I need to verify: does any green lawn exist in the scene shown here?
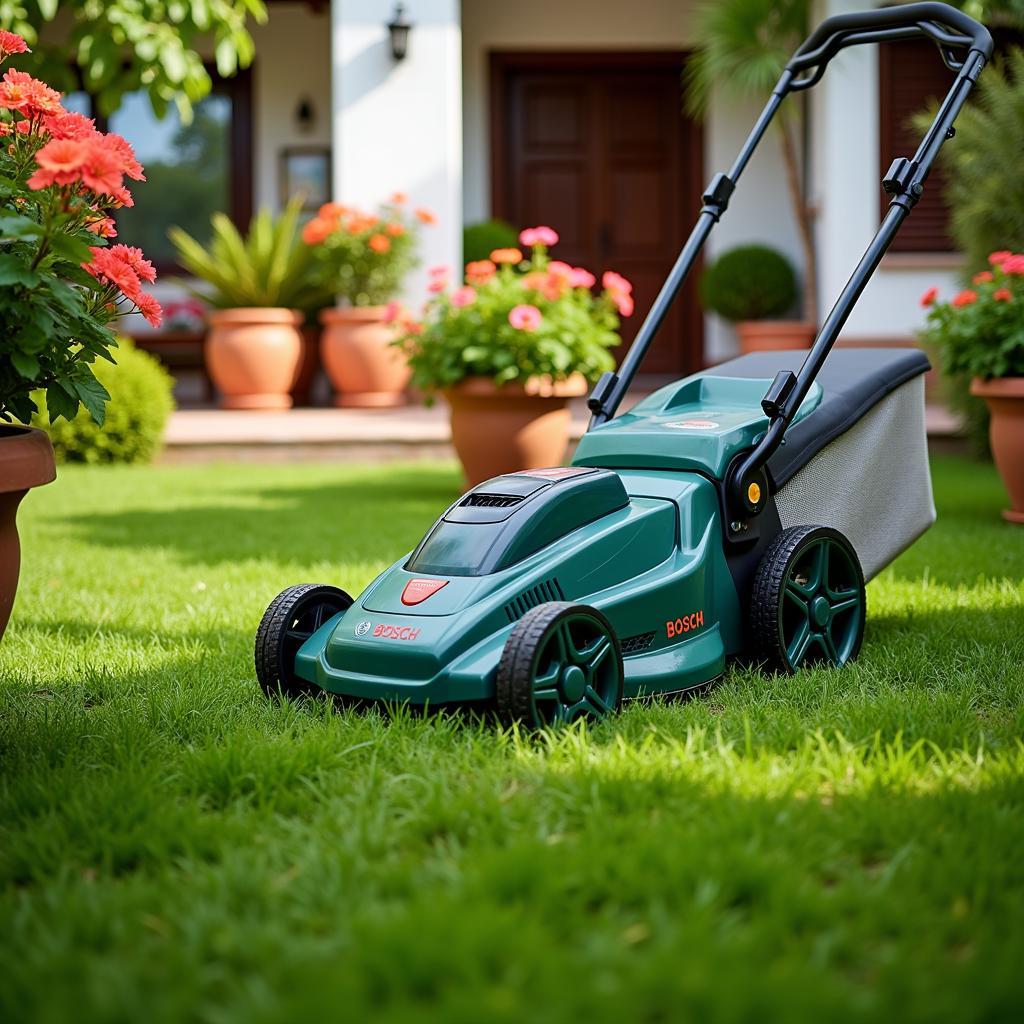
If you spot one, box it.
[1,455,1023,1023]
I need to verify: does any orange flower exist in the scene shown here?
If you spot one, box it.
[136,292,163,328]
[414,207,437,225]
[994,287,1013,302]
[318,202,348,220]
[0,30,29,60]
[385,221,405,237]
[920,286,939,307]
[86,215,117,238]
[42,110,98,141]
[302,216,333,245]
[465,259,496,285]
[490,247,522,265]
[369,233,391,253]
[110,244,156,283]
[27,138,89,188]
[951,289,977,307]
[973,270,994,285]
[0,68,61,117]
[390,191,408,204]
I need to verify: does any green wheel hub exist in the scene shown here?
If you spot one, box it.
[781,535,863,669]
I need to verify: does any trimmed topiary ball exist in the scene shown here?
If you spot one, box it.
[35,340,175,464]
[699,244,797,322]
[463,219,519,265]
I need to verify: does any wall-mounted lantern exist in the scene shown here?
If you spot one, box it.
[387,3,412,61]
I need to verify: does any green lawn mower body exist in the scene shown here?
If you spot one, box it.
[256,4,992,725]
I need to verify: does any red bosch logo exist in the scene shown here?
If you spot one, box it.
[666,610,705,638]
[373,623,421,641]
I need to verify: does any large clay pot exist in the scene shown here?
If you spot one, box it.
[320,306,410,408]
[737,320,816,354]
[970,376,1024,524]
[205,308,303,410]
[444,375,589,487]
[0,426,56,642]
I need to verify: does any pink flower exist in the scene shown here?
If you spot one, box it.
[450,285,476,308]
[508,304,542,331]
[1000,255,1024,275]
[427,277,448,294]
[570,267,596,289]
[428,264,449,277]
[602,271,633,295]
[519,225,559,248]
[613,293,634,317]
[0,30,29,60]
[382,300,403,324]
[994,287,1012,302]
[920,286,939,307]
[989,250,1013,266]
[951,289,978,307]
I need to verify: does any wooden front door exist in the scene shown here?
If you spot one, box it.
[490,53,703,377]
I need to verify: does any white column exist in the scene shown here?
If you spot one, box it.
[331,0,462,304]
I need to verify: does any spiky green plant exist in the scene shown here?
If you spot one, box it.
[169,197,332,315]
[685,0,816,324]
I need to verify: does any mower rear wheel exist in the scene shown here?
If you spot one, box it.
[750,525,865,674]
[497,602,624,728]
[255,583,352,699]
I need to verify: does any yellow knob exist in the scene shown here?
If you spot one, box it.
[747,481,762,505]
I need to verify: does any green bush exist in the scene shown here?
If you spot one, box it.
[699,244,797,321]
[35,341,175,464]
[462,219,519,265]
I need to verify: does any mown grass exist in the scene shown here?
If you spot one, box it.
[1,455,1022,1023]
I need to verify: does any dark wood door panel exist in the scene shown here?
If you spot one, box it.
[491,52,703,378]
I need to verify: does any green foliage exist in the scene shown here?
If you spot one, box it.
[33,341,174,464]
[699,244,797,321]
[684,0,808,120]
[398,247,622,395]
[1,456,1023,1022]
[920,258,1024,380]
[462,219,518,265]
[0,0,267,121]
[304,200,424,307]
[170,197,332,314]
[929,48,1024,274]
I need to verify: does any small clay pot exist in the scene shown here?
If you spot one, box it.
[0,426,56,642]
[444,375,589,487]
[320,306,410,408]
[970,376,1024,524]
[737,320,816,353]
[205,308,303,410]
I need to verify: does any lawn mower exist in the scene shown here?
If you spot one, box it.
[255,3,992,726]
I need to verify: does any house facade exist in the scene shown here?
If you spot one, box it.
[128,0,969,374]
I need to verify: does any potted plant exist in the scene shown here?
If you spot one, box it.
[170,197,331,410]
[303,194,431,407]
[395,226,627,485]
[700,244,808,353]
[0,31,161,640]
[921,253,1024,523]
[686,0,817,335]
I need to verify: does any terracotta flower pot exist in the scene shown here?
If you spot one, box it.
[320,306,410,408]
[970,376,1024,524]
[0,426,56,642]
[736,320,817,354]
[205,308,303,410]
[444,375,589,487]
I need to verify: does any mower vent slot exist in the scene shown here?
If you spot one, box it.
[504,578,565,622]
[462,493,524,509]
[620,631,656,656]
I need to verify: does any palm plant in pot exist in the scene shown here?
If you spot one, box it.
[921,253,1024,524]
[170,197,331,410]
[700,244,803,352]
[0,30,161,639]
[395,226,628,485]
[303,194,431,407]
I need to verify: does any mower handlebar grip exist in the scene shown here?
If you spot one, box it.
[790,2,993,72]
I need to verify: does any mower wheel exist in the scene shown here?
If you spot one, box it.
[255,584,352,699]
[750,525,865,674]
[497,602,624,728]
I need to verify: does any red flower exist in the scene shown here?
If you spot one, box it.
[42,110,98,141]
[27,138,90,188]
[951,289,978,308]
[86,215,117,238]
[136,292,163,328]
[0,68,61,117]
[988,250,1013,266]
[920,286,939,307]
[993,287,1012,302]
[109,184,134,208]
[99,132,145,182]
[109,244,156,283]
[1000,254,1024,275]
[83,245,142,301]
[972,270,994,285]
[0,30,29,60]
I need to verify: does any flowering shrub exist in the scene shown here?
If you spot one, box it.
[302,193,432,307]
[395,226,627,396]
[920,251,1024,381]
[0,32,160,426]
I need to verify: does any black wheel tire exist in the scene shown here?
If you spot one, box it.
[496,601,624,729]
[750,525,866,674]
[255,584,353,699]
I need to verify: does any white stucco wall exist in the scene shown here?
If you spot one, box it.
[461,0,806,360]
[810,0,959,340]
[330,0,463,304]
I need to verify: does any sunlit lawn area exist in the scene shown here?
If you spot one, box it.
[1,455,1023,1022]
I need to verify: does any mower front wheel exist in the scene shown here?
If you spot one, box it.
[255,584,353,699]
[497,602,624,729]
